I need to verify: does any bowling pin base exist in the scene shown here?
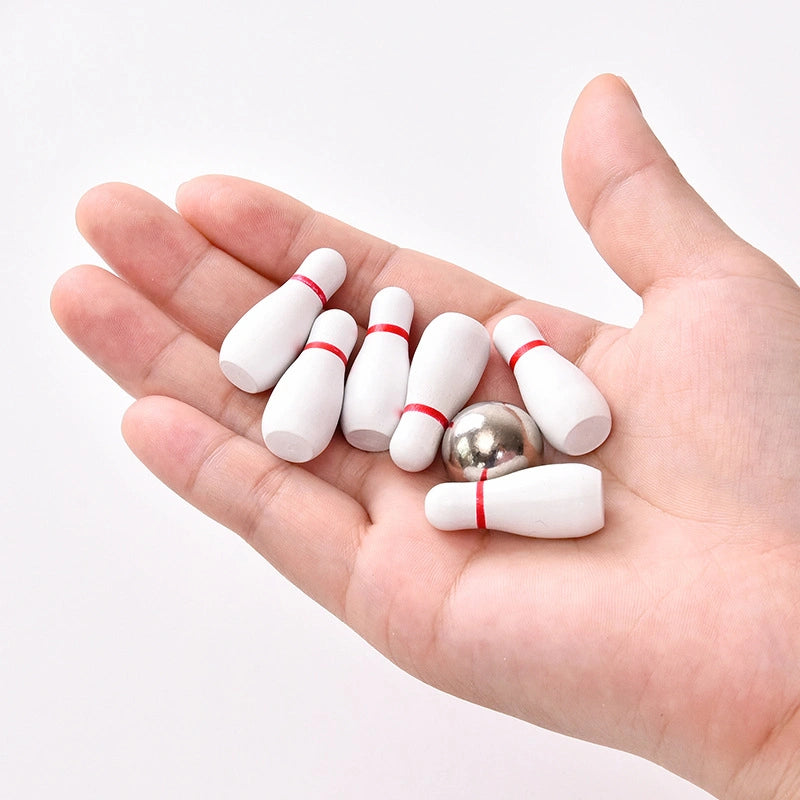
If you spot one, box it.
[220,360,261,394]
[344,429,392,452]
[263,431,319,463]
[562,415,613,457]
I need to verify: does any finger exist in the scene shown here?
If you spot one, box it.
[174,175,520,336]
[79,177,609,366]
[79,179,516,352]
[561,74,790,296]
[76,182,270,349]
[73,179,618,436]
[50,264,264,439]
[121,395,369,616]
[50,264,402,504]
[174,177,627,369]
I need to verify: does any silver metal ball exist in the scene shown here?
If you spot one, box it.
[441,401,544,482]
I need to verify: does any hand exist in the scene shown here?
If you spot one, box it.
[50,75,800,799]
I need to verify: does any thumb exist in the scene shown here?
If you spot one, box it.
[561,74,790,296]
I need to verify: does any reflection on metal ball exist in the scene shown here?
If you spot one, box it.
[441,401,544,482]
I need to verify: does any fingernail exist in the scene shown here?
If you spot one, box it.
[175,180,191,207]
[616,75,642,113]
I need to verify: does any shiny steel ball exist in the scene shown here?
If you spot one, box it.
[441,401,544,482]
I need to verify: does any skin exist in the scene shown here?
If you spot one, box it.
[50,75,800,798]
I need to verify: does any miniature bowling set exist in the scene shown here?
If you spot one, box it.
[217,246,612,538]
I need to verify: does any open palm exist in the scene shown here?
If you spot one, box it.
[51,76,800,798]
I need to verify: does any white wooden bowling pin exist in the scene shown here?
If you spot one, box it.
[425,463,604,538]
[493,315,611,456]
[390,312,490,472]
[219,248,347,393]
[261,309,357,463]
[340,287,414,452]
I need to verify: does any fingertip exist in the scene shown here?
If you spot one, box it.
[121,396,166,472]
[50,266,80,323]
[575,73,641,109]
[120,396,143,445]
[121,395,210,484]
[174,175,245,240]
[75,182,132,237]
[50,264,105,334]
[122,393,186,432]
[120,395,158,449]
[174,175,205,212]
[174,174,241,216]
[613,75,642,112]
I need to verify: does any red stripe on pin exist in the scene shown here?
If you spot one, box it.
[290,273,328,305]
[402,403,449,428]
[475,479,486,529]
[508,339,549,370]
[367,323,409,340]
[304,341,348,365]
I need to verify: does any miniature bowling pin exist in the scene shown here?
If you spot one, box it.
[341,287,414,452]
[390,312,490,472]
[425,463,604,538]
[493,315,611,456]
[219,248,347,393]
[261,309,357,463]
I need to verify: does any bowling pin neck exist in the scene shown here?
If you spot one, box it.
[402,403,449,429]
[305,309,358,361]
[304,340,349,365]
[368,286,414,330]
[366,323,409,339]
[290,273,328,305]
[292,248,347,302]
[508,338,549,369]
[492,314,546,364]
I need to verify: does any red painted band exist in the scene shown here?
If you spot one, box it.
[367,323,409,341]
[304,341,348,365]
[290,273,328,306]
[509,339,549,370]
[402,403,449,428]
[475,479,486,529]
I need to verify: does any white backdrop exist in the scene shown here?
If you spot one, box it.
[3,1,798,797]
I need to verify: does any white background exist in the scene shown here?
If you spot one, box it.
[3,1,798,797]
